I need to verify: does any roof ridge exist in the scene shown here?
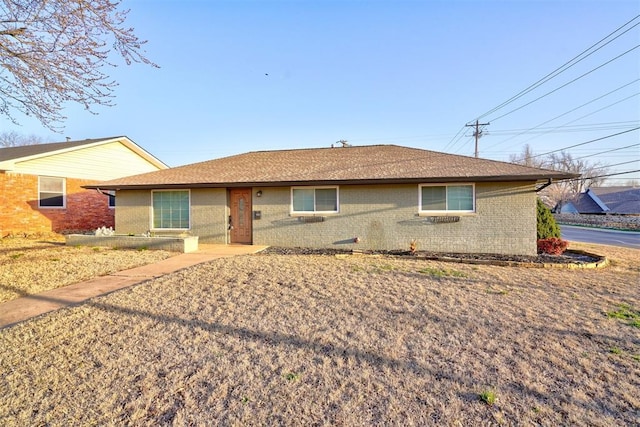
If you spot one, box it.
[237,144,565,173]
[245,144,400,154]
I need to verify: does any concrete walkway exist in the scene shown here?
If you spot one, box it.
[0,244,267,330]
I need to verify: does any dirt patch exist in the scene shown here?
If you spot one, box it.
[0,242,638,425]
[261,246,602,265]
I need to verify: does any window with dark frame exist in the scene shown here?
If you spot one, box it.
[291,186,339,213]
[420,184,474,213]
[107,191,116,208]
[38,176,65,208]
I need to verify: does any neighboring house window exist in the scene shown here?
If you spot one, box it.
[38,176,65,208]
[106,191,116,208]
[152,190,190,229]
[419,184,475,213]
[291,186,339,214]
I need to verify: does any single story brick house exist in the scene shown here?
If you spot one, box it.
[0,136,167,236]
[87,145,575,255]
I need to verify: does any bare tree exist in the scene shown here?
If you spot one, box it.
[0,130,43,147]
[508,144,547,169]
[546,151,608,194]
[510,145,609,208]
[0,0,157,130]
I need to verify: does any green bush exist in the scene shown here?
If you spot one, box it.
[537,199,560,239]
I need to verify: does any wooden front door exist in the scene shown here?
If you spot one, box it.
[229,188,252,244]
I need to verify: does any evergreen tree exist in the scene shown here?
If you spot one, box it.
[537,199,561,239]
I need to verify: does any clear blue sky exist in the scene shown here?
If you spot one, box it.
[4,0,640,181]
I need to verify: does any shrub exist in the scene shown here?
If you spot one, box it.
[537,237,568,255]
[537,198,561,239]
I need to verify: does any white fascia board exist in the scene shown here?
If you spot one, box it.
[586,188,610,212]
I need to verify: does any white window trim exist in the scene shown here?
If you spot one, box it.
[150,189,191,231]
[290,186,340,215]
[38,176,66,209]
[418,183,476,215]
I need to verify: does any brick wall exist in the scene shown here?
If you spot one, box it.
[0,172,114,236]
[115,182,537,255]
[113,189,150,235]
[252,182,537,255]
[115,189,228,242]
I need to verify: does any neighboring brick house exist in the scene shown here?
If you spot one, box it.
[87,145,575,255]
[0,137,167,236]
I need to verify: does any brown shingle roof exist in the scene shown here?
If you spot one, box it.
[88,145,577,189]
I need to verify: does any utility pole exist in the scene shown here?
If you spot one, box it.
[466,120,490,158]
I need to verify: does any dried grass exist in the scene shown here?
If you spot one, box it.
[0,242,638,425]
[0,237,173,304]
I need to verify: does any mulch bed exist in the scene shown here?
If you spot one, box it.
[260,247,602,265]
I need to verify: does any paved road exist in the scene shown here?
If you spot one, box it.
[561,225,640,249]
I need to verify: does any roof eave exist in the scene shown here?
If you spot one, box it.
[85,174,574,191]
[0,161,15,171]
[116,137,169,170]
[0,136,168,170]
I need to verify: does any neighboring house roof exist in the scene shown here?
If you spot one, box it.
[88,145,577,190]
[560,193,604,214]
[590,187,640,214]
[558,202,579,214]
[0,136,168,172]
[566,187,640,215]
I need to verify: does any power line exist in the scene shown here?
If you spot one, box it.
[511,92,640,148]
[446,129,473,154]
[527,127,640,159]
[474,15,640,121]
[602,159,640,168]
[488,120,639,136]
[452,137,475,155]
[487,44,640,123]
[565,169,640,182]
[483,80,640,149]
[573,143,640,160]
[442,125,467,151]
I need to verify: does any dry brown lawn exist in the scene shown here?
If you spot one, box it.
[0,236,173,304]
[0,242,639,425]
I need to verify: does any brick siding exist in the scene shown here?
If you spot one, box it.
[116,182,538,255]
[0,172,114,236]
[115,189,228,241]
[252,182,537,255]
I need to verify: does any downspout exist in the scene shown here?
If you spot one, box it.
[535,179,552,193]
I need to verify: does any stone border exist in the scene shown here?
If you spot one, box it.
[554,213,640,231]
[346,249,609,269]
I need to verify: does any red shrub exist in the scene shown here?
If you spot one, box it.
[537,238,568,255]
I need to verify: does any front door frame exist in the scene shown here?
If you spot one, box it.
[228,188,253,244]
